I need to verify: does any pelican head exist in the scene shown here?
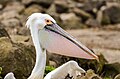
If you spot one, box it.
[26,13,98,59]
[26,13,56,30]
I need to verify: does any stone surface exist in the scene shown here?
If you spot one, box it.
[103,6,120,24]
[0,37,35,79]
[54,0,69,13]
[22,0,53,7]
[60,13,84,29]
[1,18,20,28]
[79,69,102,79]
[3,1,25,13]
[85,18,101,27]
[72,8,92,19]
[0,25,10,38]
[0,11,20,20]
[23,4,44,16]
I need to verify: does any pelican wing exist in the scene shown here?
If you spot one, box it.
[39,24,98,59]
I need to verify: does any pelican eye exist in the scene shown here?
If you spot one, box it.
[45,19,53,25]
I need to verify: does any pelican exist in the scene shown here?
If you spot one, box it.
[4,13,98,79]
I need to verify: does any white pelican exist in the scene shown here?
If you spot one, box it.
[4,13,98,79]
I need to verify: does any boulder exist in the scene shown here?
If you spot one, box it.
[0,10,23,35]
[46,4,57,16]
[0,4,3,10]
[23,4,44,16]
[60,13,85,29]
[54,0,69,13]
[1,18,20,28]
[72,8,92,20]
[85,18,101,27]
[3,1,25,13]
[0,0,14,5]
[103,6,120,24]
[0,37,35,79]
[22,0,53,8]
[0,11,20,20]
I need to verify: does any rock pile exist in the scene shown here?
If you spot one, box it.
[0,0,120,35]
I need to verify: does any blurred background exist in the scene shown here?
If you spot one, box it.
[0,0,120,79]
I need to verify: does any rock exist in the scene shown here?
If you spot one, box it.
[16,27,30,35]
[72,8,92,20]
[106,2,120,8]
[102,24,120,31]
[3,1,25,13]
[0,0,13,5]
[0,37,35,79]
[0,25,10,38]
[79,1,106,11]
[23,4,44,16]
[54,0,69,13]
[101,10,111,25]
[0,4,3,10]
[21,0,32,5]
[0,11,20,20]
[85,18,101,27]
[10,35,30,44]
[96,10,103,25]
[49,60,57,68]
[22,0,53,8]
[79,69,102,79]
[46,4,57,16]
[103,6,120,24]
[0,10,22,35]
[60,13,85,29]
[1,18,20,28]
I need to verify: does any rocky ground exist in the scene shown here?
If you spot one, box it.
[0,0,120,79]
